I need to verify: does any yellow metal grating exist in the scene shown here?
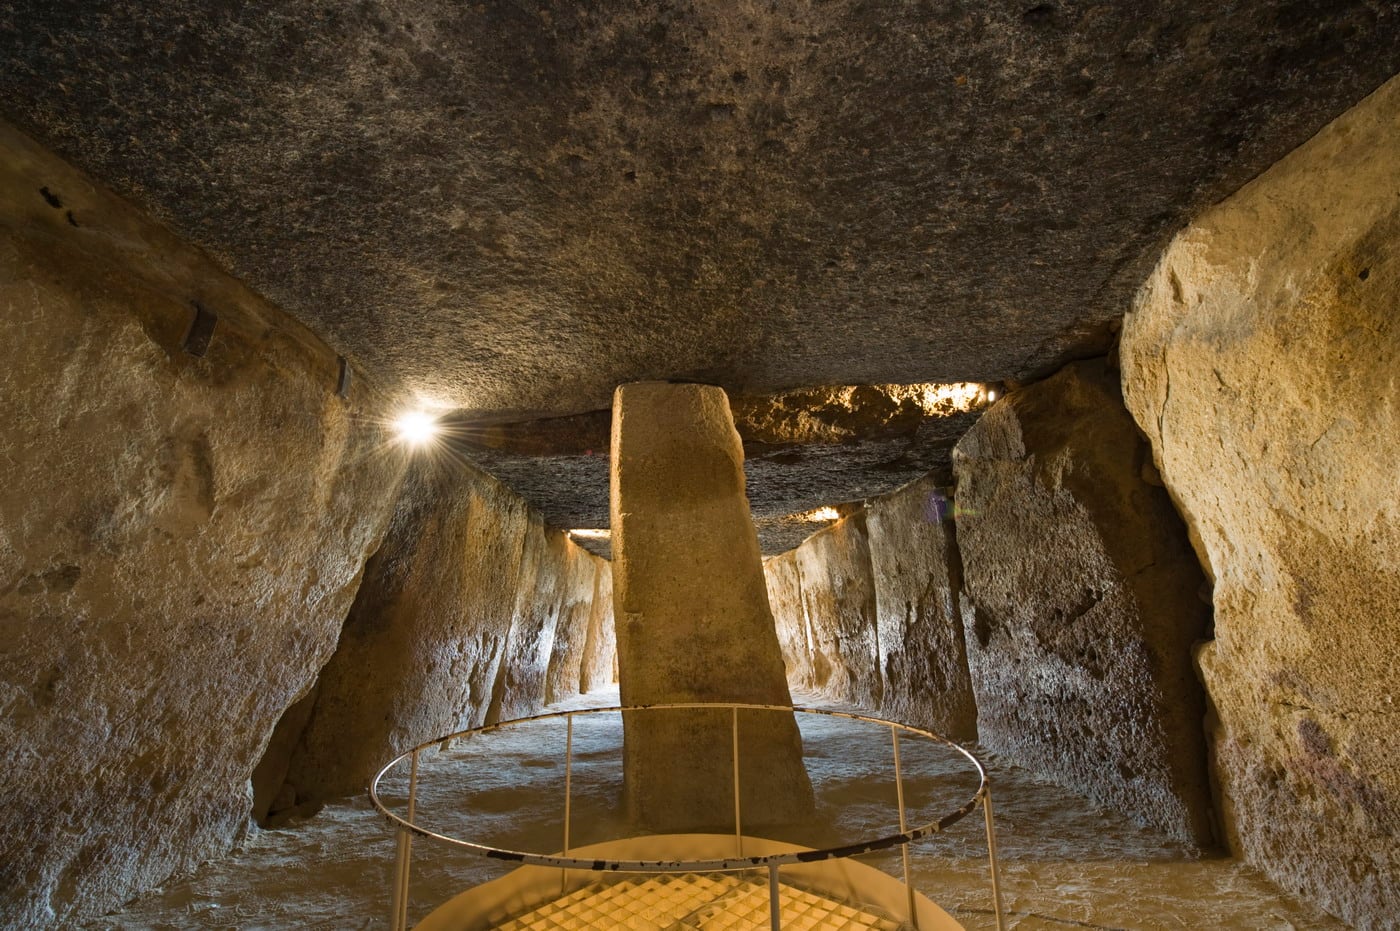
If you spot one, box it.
[493,872,906,930]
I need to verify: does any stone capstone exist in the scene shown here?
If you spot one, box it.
[2,3,1396,416]
[0,124,407,926]
[452,383,988,557]
[1120,74,1400,927]
[952,359,1214,847]
[281,459,615,805]
[610,382,812,831]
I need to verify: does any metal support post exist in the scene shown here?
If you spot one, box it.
[562,714,574,894]
[983,783,1007,931]
[891,725,919,929]
[390,749,421,931]
[768,861,782,929]
[732,706,743,857]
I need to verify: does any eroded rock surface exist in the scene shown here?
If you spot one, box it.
[952,360,1214,846]
[545,547,601,705]
[764,551,817,692]
[866,475,978,739]
[793,514,882,709]
[455,383,988,556]
[283,461,612,805]
[610,382,812,830]
[3,3,1397,415]
[0,125,407,926]
[1120,75,1400,926]
[765,479,977,740]
[579,564,616,696]
[490,528,568,723]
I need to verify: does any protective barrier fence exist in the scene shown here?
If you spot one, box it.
[370,702,1007,930]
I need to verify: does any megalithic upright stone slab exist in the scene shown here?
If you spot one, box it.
[611,382,814,831]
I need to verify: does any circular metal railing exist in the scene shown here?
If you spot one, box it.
[370,702,1007,931]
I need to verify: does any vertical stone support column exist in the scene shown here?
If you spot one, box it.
[611,382,813,831]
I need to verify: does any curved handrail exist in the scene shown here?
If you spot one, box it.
[369,702,989,873]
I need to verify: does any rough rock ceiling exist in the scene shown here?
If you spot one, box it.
[3,1,1397,551]
[454,383,989,554]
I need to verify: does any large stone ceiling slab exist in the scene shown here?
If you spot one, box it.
[452,382,990,555]
[2,2,1398,419]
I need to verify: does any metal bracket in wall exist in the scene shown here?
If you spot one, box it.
[182,301,218,357]
[337,356,353,398]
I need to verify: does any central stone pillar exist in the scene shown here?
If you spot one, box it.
[611,382,813,831]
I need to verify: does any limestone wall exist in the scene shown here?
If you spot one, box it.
[867,475,978,738]
[282,462,614,806]
[1120,75,1400,926]
[0,125,408,925]
[764,550,817,691]
[764,478,976,740]
[491,527,569,723]
[545,545,602,705]
[578,562,616,694]
[952,360,1215,847]
[795,513,882,709]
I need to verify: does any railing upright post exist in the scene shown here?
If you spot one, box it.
[562,713,574,894]
[389,825,409,931]
[768,861,782,930]
[983,783,1007,931]
[731,706,743,857]
[390,749,421,931]
[891,725,919,929]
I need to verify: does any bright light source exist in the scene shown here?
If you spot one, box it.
[798,506,841,522]
[394,409,440,446]
[882,382,988,415]
[568,528,611,540]
[916,382,985,413]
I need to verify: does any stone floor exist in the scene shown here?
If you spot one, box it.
[85,687,1345,930]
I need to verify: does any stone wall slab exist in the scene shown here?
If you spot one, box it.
[1120,75,1400,926]
[953,360,1214,846]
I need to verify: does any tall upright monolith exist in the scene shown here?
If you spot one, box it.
[611,382,813,831]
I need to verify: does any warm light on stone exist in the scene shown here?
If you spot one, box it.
[3,4,1398,926]
[394,409,440,446]
[885,382,989,415]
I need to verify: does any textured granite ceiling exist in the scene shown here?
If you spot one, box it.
[2,0,1397,549]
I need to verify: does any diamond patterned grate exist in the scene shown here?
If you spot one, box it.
[494,872,907,930]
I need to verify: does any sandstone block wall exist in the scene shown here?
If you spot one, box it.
[1120,75,1400,926]
[763,550,818,691]
[794,513,882,709]
[579,562,616,695]
[611,382,812,831]
[281,461,614,807]
[763,477,976,741]
[952,360,1214,847]
[545,545,601,705]
[490,527,568,723]
[0,124,408,926]
[867,475,978,738]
